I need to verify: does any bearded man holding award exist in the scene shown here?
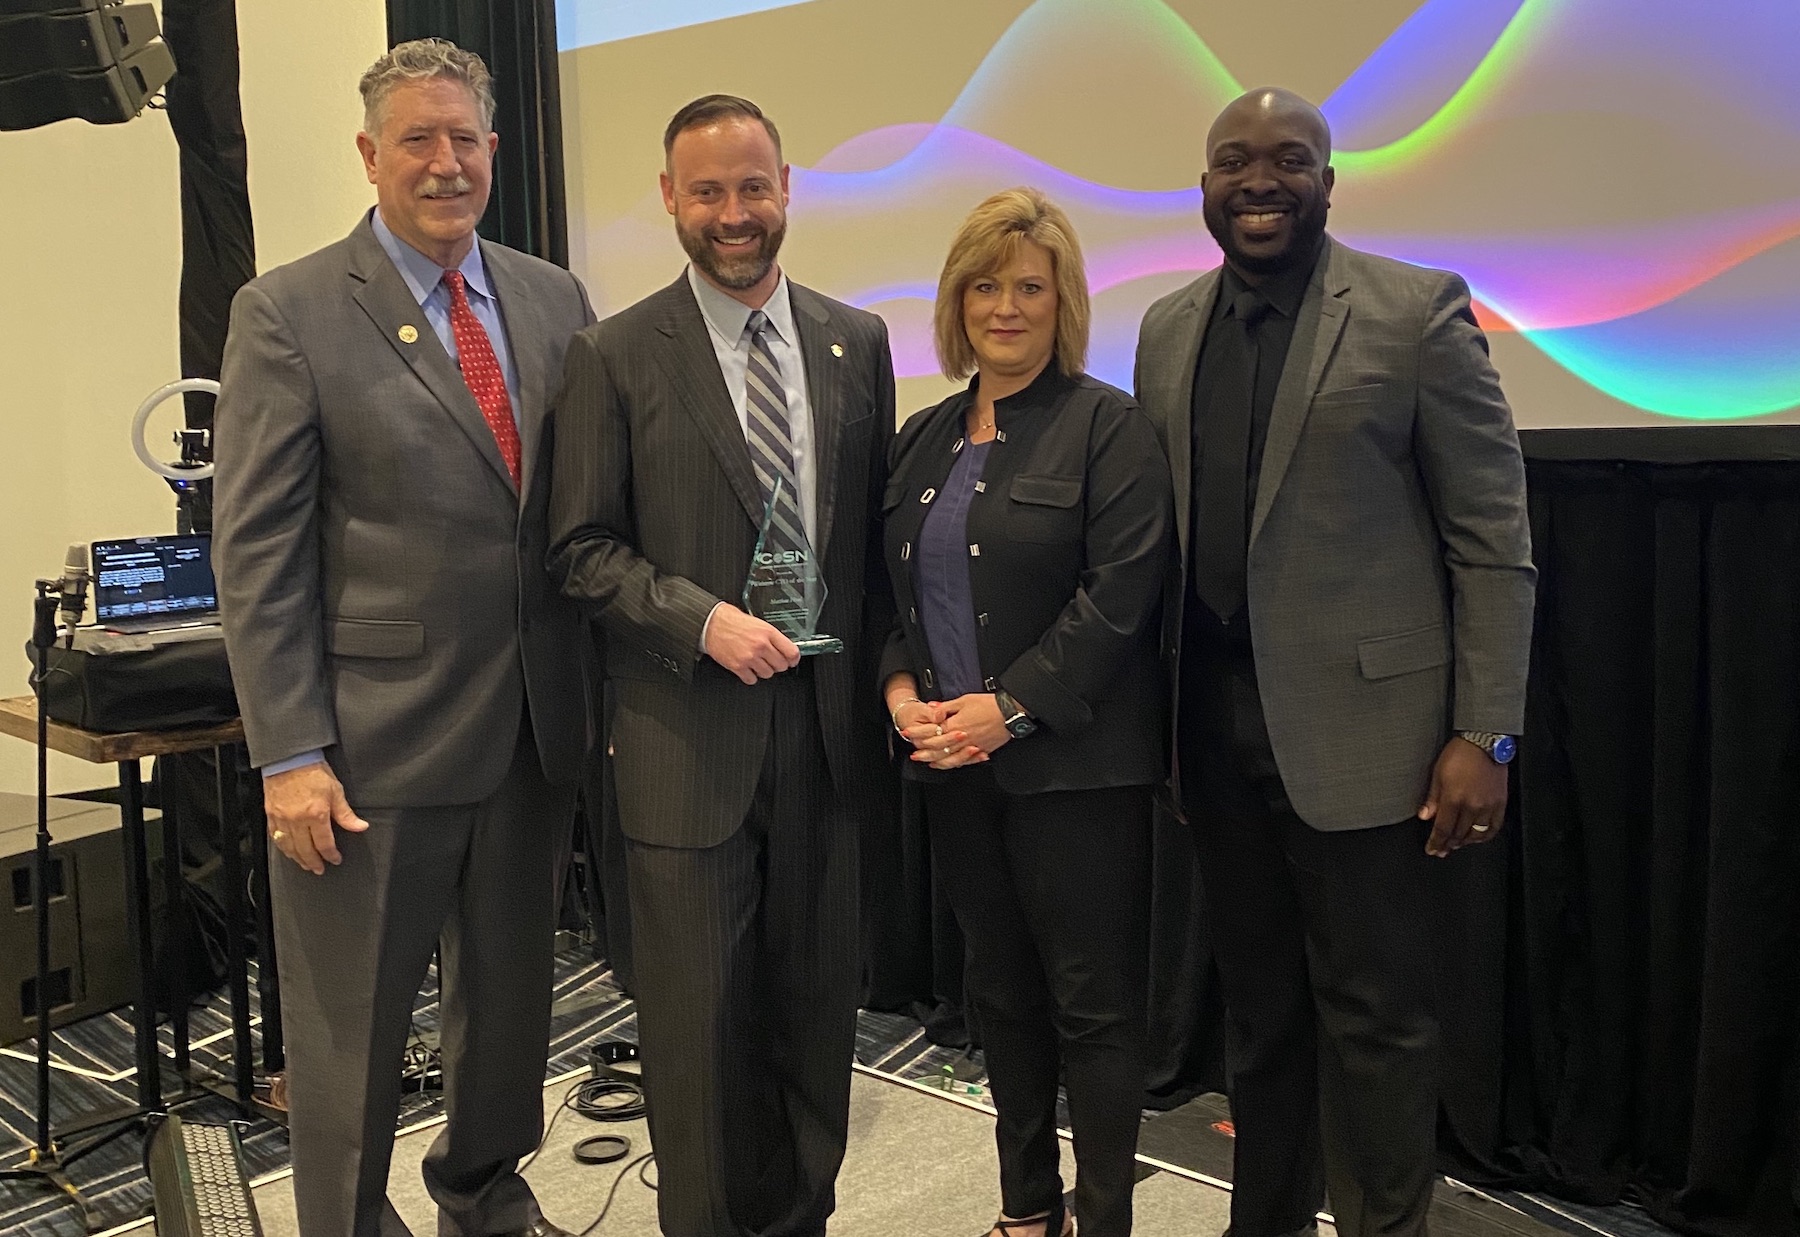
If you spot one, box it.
[547,95,895,1237]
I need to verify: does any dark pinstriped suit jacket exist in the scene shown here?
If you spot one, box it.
[548,273,896,849]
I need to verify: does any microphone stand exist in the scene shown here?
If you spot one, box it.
[0,583,92,1226]
[0,580,169,1229]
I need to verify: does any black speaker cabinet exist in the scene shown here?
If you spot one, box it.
[0,791,135,1047]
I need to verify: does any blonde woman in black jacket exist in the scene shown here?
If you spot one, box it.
[879,187,1174,1237]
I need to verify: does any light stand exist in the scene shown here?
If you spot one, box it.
[0,378,235,1226]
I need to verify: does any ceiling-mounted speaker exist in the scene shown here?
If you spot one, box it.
[0,0,175,131]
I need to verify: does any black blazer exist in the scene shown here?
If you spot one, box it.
[879,365,1173,794]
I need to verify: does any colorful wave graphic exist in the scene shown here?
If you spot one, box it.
[577,0,1800,421]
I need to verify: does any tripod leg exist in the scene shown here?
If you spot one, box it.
[119,758,164,1112]
[158,769,190,1078]
[216,747,254,1110]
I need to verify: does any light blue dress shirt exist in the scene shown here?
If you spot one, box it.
[371,208,522,423]
[263,211,521,779]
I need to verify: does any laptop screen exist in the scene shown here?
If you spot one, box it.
[90,534,219,625]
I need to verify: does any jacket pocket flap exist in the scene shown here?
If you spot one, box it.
[1356,624,1448,680]
[882,476,914,511]
[1009,474,1082,508]
[327,617,425,659]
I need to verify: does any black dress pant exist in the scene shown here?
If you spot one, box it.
[923,769,1153,1237]
[1179,619,1441,1237]
[627,667,859,1237]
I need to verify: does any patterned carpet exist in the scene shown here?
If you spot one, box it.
[0,950,640,1237]
[1,954,1667,1237]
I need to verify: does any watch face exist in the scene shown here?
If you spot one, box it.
[1008,716,1038,738]
[1493,735,1517,764]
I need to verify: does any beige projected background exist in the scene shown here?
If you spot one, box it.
[557,0,1800,429]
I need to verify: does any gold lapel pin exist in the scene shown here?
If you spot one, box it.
[830,343,844,358]
[398,324,419,344]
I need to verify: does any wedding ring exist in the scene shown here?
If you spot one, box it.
[934,724,943,737]
[1470,824,1491,833]
[271,830,286,841]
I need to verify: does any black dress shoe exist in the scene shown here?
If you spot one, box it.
[504,1219,577,1237]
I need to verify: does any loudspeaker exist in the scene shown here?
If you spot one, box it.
[0,2,159,78]
[0,0,174,130]
[0,792,135,1047]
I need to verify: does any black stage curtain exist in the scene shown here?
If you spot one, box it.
[149,0,264,1023]
[1467,459,1800,1237]
[860,459,1800,1237]
[386,0,568,265]
[160,0,255,532]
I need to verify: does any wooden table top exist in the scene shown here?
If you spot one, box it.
[0,696,244,764]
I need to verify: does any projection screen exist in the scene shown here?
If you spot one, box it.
[556,0,1800,431]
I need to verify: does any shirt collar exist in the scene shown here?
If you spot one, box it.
[687,264,796,349]
[371,207,496,306]
[1217,238,1321,322]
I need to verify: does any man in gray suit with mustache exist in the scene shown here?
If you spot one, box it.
[214,39,592,1237]
[1135,89,1535,1237]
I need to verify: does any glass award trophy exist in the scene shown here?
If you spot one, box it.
[742,476,842,655]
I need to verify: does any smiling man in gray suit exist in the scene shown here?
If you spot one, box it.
[1135,89,1535,1237]
[548,96,893,1237]
[214,39,592,1237]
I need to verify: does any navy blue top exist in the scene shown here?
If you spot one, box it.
[915,438,993,699]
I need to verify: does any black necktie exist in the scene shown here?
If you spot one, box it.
[1192,289,1269,621]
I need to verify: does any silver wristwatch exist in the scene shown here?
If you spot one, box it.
[1457,730,1517,765]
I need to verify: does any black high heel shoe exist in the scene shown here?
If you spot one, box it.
[985,1196,1071,1237]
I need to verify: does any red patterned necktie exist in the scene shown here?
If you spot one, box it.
[442,269,521,485]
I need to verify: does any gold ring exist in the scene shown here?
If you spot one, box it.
[934,724,943,737]
[271,830,286,841]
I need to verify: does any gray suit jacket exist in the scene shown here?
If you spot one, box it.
[548,273,896,849]
[1136,235,1535,830]
[214,216,596,806]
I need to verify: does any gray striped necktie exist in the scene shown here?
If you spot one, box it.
[743,310,807,553]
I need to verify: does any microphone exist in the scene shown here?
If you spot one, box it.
[58,543,89,640]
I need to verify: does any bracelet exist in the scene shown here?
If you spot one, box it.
[889,696,925,733]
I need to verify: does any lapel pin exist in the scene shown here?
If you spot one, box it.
[398,324,419,344]
[830,342,844,358]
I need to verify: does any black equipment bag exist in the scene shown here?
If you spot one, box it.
[28,637,237,733]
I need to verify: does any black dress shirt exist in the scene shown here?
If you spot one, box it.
[1189,248,1320,635]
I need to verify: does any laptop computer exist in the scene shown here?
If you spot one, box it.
[89,533,220,634]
